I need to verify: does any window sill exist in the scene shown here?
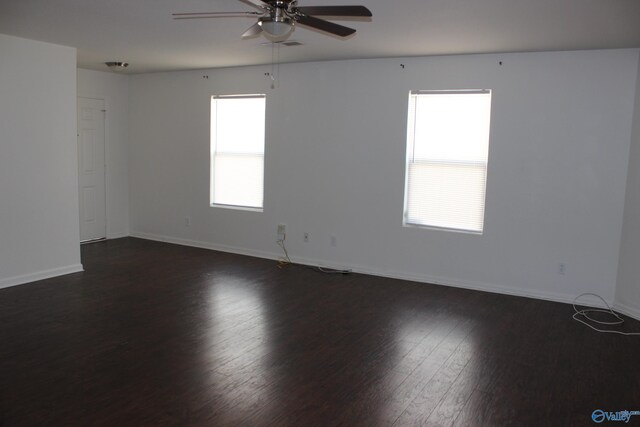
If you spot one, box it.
[402,221,483,235]
[210,203,263,213]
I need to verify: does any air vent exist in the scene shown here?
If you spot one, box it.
[105,61,129,71]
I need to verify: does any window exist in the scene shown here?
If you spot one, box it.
[210,94,266,210]
[403,90,492,233]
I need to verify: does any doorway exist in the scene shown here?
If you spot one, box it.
[77,97,106,242]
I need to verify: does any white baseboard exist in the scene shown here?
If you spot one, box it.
[107,231,130,239]
[350,265,587,306]
[0,264,84,290]
[129,231,613,312]
[130,232,640,323]
[613,302,640,321]
[129,232,280,262]
[3,234,636,323]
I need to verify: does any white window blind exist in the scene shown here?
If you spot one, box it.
[210,94,266,210]
[404,90,492,233]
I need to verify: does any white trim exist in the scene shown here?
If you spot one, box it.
[129,231,611,310]
[349,266,590,306]
[77,96,108,242]
[210,203,263,213]
[613,302,640,322]
[106,231,129,239]
[0,264,84,290]
[130,232,279,262]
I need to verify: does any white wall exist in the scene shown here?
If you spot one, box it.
[0,34,82,288]
[616,54,640,319]
[77,68,130,238]
[129,49,639,304]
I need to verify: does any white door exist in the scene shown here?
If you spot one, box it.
[77,97,106,242]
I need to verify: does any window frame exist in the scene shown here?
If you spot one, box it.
[402,89,492,234]
[210,93,266,212]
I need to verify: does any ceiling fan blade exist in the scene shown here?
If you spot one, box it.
[295,6,372,17]
[295,14,356,37]
[241,22,263,38]
[237,0,271,12]
[172,11,260,19]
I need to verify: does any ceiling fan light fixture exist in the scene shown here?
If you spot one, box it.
[259,18,293,37]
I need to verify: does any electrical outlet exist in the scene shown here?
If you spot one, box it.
[330,235,337,247]
[304,232,309,243]
[185,216,191,227]
[277,224,286,241]
[558,263,566,275]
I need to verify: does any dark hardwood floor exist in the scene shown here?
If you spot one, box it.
[1,238,639,426]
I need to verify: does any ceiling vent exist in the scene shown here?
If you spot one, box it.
[105,61,129,71]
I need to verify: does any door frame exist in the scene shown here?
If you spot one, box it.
[77,96,108,243]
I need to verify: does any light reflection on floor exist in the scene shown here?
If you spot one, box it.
[202,274,274,421]
[195,268,488,424]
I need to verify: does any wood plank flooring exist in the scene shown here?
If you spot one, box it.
[1,237,640,426]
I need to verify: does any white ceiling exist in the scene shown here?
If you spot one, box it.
[1,0,639,74]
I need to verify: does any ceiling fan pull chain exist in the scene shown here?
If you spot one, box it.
[270,41,276,89]
[271,41,275,88]
[276,41,281,88]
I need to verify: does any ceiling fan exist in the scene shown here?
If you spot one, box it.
[172,0,372,39]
